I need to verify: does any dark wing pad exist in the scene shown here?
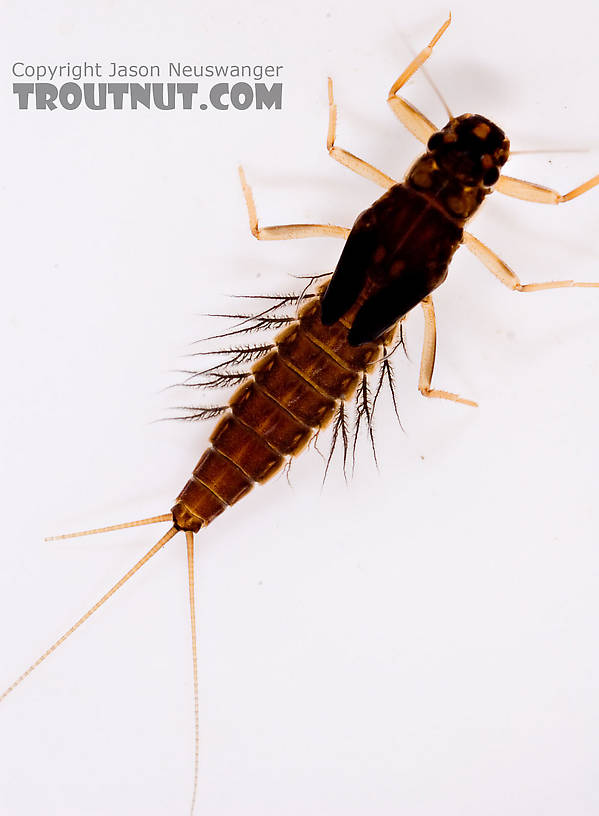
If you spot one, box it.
[320,211,378,326]
[348,275,431,346]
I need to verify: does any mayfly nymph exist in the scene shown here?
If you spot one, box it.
[3,15,598,815]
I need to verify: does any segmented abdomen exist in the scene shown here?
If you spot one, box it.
[171,295,383,532]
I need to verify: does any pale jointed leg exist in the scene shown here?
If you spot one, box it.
[495,173,599,205]
[463,231,599,292]
[327,78,396,190]
[238,166,350,241]
[387,15,451,144]
[418,297,478,407]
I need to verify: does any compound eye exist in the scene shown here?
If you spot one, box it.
[495,140,510,165]
[427,132,445,152]
[483,166,500,186]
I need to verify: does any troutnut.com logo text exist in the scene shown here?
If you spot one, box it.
[12,61,284,111]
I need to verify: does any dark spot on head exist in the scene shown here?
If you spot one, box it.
[427,132,444,152]
[483,167,500,186]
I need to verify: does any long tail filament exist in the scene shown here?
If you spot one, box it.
[45,513,173,541]
[186,531,200,815]
[0,526,178,704]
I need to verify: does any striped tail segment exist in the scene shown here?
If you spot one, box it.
[171,296,383,532]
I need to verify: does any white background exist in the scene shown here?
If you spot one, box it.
[1,0,598,814]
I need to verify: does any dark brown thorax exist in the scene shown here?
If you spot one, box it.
[320,114,510,345]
